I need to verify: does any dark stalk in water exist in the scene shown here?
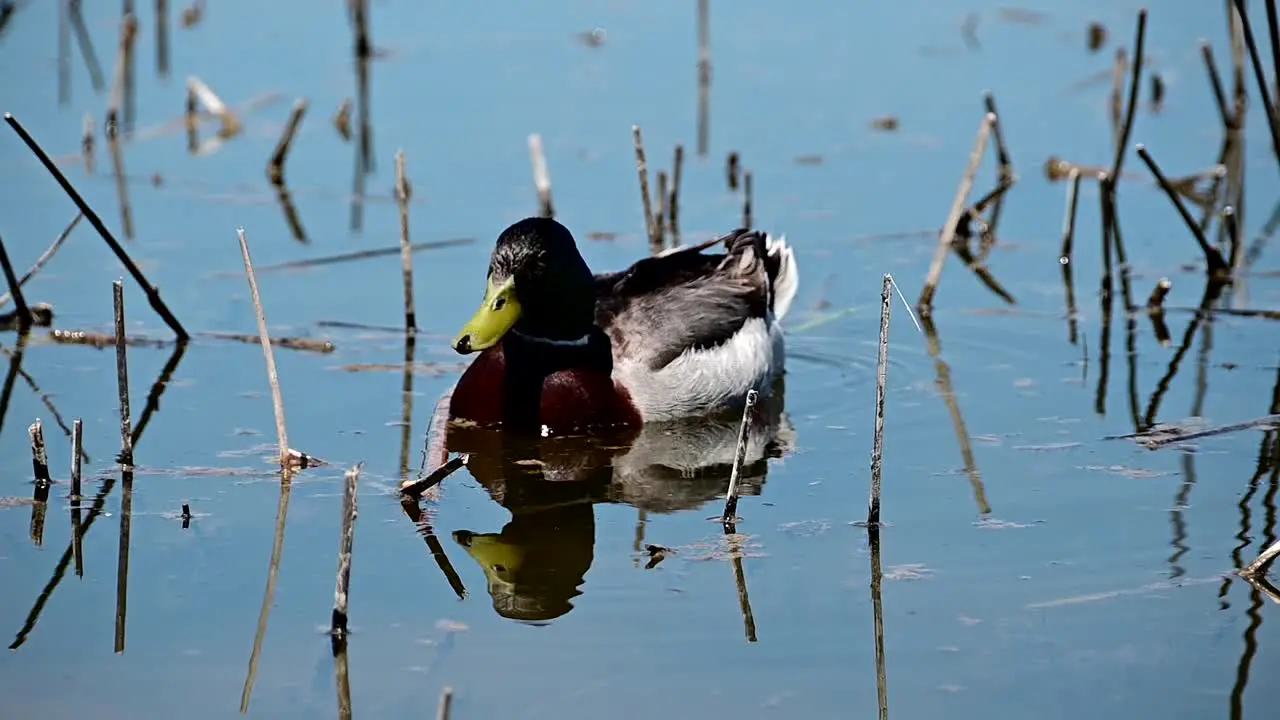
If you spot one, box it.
[1135,145,1230,276]
[5,114,188,340]
[0,230,33,331]
[1060,169,1083,344]
[697,0,710,156]
[742,171,753,229]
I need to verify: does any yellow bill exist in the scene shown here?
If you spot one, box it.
[452,276,521,353]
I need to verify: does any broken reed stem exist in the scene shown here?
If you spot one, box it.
[868,274,892,527]
[1110,9,1147,182]
[721,389,759,527]
[436,687,454,720]
[400,454,467,499]
[1231,0,1280,163]
[113,280,133,465]
[331,463,362,639]
[1242,537,1280,577]
[394,150,417,332]
[1224,205,1243,271]
[528,133,555,219]
[30,419,51,485]
[632,125,659,253]
[4,113,189,340]
[1059,169,1083,262]
[0,230,33,329]
[1135,145,1230,275]
[236,227,291,468]
[267,99,309,185]
[1202,41,1233,129]
[918,112,994,312]
[743,171,754,229]
[70,418,83,498]
[670,144,684,244]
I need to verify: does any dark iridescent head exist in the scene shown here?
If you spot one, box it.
[452,218,596,354]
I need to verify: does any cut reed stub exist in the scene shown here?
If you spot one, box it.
[1146,278,1172,309]
[331,463,362,640]
[30,419,51,486]
[721,389,759,527]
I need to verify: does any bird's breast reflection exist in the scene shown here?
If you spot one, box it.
[444,378,797,624]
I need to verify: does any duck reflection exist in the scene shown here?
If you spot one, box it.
[445,378,796,624]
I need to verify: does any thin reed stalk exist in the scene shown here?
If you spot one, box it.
[1202,41,1234,129]
[113,280,133,465]
[632,125,659,253]
[528,133,555,219]
[236,227,291,469]
[721,389,759,527]
[917,112,994,313]
[395,150,417,332]
[1231,0,1280,163]
[868,274,892,527]
[1110,9,1148,182]
[0,230,33,330]
[743,171,753,229]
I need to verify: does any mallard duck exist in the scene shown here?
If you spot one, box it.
[448,217,799,433]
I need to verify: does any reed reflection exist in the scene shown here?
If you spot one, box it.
[445,380,795,623]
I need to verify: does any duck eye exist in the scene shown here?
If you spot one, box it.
[493,297,506,311]
[494,564,507,573]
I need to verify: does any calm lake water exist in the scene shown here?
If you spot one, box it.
[3,1,1280,718]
